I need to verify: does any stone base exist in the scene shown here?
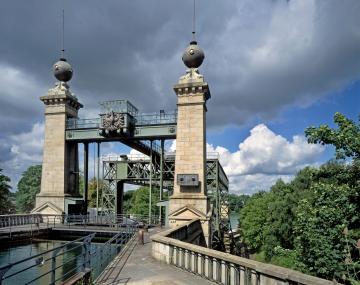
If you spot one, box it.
[33,193,83,215]
[169,195,211,246]
[169,194,210,214]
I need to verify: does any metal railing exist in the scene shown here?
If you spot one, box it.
[0,214,56,239]
[65,110,177,130]
[66,118,100,129]
[0,234,95,285]
[135,110,177,126]
[0,224,138,285]
[101,151,219,162]
[59,213,158,228]
[92,225,137,274]
[100,100,138,116]
[0,214,156,242]
[0,214,43,228]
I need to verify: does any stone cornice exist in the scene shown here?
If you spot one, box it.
[40,94,83,110]
[173,81,211,100]
[40,82,83,110]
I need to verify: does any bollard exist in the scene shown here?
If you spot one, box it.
[138,229,144,245]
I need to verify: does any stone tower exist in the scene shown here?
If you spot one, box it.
[33,59,83,215]
[169,41,212,244]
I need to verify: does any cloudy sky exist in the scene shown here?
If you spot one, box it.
[0,0,360,194]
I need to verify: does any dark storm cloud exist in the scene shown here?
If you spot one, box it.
[1,0,360,190]
[1,0,359,130]
[0,0,234,115]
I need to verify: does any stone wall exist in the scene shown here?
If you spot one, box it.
[151,219,340,285]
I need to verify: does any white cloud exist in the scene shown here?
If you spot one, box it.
[228,174,294,195]
[210,124,324,194]
[169,124,324,194]
[9,123,44,162]
[211,124,323,176]
[0,122,44,189]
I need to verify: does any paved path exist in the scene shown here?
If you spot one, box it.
[96,228,214,285]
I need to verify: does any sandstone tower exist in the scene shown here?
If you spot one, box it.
[32,58,83,215]
[168,40,212,244]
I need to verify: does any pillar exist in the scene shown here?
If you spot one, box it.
[83,142,89,215]
[169,68,211,244]
[33,82,83,215]
[116,181,124,216]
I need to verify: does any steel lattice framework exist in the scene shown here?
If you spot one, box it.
[64,101,233,252]
[101,155,233,251]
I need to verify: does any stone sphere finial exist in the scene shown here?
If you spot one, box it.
[182,41,205,69]
[53,58,73,82]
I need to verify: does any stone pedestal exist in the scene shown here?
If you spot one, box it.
[32,82,83,215]
[169,69,212,245]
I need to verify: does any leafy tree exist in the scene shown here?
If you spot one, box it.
[130,186,159,217]
[0,169,12,214]
[16,165,42,213]
[305,112,360,159]
[123,190,135,213]
[87,177,105,208]
[229,194,249,213]
[294,182,358,281]
[238,112,360,282]
[79,172,84,196]
[239,191,273,252]
[263,168,316,257]
[240,168,315,260]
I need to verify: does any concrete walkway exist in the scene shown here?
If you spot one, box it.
[96,228,214,285]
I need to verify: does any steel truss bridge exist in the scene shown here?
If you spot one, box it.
[65,100,233,251]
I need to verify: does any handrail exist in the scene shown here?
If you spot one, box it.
[151,219,339,285]
[135,110,177,126]
[0,233,95,285]
[65,110,177,130]
[0,223,138,285]
[0,213,157,229]
[102,151,220,162]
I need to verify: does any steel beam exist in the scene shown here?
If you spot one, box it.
[83,142,89,215]
[65,125,176,141]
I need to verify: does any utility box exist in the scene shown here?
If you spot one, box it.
[177,174,199,186]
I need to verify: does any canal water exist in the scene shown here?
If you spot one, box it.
[230,212,239,230]
[0,240,115,285]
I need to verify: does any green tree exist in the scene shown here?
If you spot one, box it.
[123,190,135,213]
[87,177,105,208]
[294,182,358,281]
[130,186,159,216]
[229,193,249,213]
[305,112,360,159]
[263,168,315,259]
[0,169,12,214]
[238,112,360,282]
[240,191,273,252]
[240,168,315,260]
[16,165,42,213]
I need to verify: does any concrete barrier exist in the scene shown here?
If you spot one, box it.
[151,219,340,285]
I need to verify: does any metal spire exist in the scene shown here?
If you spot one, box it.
[192,0,196,42]
[61,9,65,59]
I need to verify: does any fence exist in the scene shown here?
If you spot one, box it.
[0,234,94,285]
[151,219,338,285]
[0,213,157,229]
[0,225,138,285]
[0,214,43,228]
